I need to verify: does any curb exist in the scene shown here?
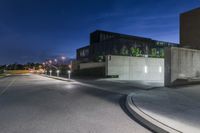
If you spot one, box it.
[126,93,182,133]
[0,74,11,79]
[41,74,75,82]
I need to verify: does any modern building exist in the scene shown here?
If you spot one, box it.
[77,30,178,62]
[74,7,200,85]
[180,7,200,49]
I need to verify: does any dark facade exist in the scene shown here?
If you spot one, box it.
[77,30,178,62]
[76,46,90,62]
[180,7,200,49]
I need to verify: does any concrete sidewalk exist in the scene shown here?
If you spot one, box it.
[41,74,164,94]
[126,85,200,133]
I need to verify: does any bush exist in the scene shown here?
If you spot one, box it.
[130,47,142,57]
[0,69,3,74]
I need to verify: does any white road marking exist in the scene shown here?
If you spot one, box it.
[0,78,16,96]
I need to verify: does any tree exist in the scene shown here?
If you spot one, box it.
[130,47,142,57]
[59,64,68,75]
[151,48,157,57]
[160,48,164,58]
[113,46,118,55]
[120,45,129,56]
[0,65,5,74]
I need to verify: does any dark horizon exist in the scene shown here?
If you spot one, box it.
[0,0,199,64]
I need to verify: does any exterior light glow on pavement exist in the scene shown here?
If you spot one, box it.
[65,84,74,89]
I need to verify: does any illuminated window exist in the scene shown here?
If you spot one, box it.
[159,66,162,73]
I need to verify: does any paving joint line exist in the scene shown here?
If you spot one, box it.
[0,78,16,96]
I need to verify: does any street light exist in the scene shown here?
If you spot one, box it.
[49,70,52,76]
[61,56,66,60]
[56,70,60,77]
[54,59,57,63]
[61,56,66,64]
[42,62,46,70]
[68,70,71,79]
[68,64,72,69]
[49,60,52,64]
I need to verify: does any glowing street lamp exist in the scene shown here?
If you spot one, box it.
[61,56,66,60]
[56,70,60,77]
[68,70,71,79]
[54,59,57,62]
[68,64,72,69]
[61,56,66,64]
[49,60,52,64]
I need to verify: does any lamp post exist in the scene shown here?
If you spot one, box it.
[68,70,71,79]
[54,59,57,63]
[49,70,52,76]
[43,62,46,71]
[61,56,66,64]
[56,70,60,77]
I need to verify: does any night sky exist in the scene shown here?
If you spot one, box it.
[0,0,199,64]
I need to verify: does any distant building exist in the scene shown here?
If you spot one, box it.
[76,46,90,62]
[77,30,178,62]
[180,7,200,49]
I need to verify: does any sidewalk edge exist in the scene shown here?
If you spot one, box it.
[40,74,75,82]
[126,93,182,133]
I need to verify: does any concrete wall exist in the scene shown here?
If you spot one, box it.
[165,47,200,86]
[79,62,105,70]
[106,55,164,81]
[71,60,79,72]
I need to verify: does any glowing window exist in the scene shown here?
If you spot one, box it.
[144,66,148,73]
[159,66,162,73]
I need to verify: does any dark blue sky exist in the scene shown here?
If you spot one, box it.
[0,0,199,64]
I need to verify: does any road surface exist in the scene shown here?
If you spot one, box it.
[0,74,150,133]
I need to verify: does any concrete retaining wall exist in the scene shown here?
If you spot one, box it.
[165,47,200,86]
[106,55,164,81]
[79,62,105,70]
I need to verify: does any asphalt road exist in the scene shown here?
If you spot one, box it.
[0,74,150,133]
